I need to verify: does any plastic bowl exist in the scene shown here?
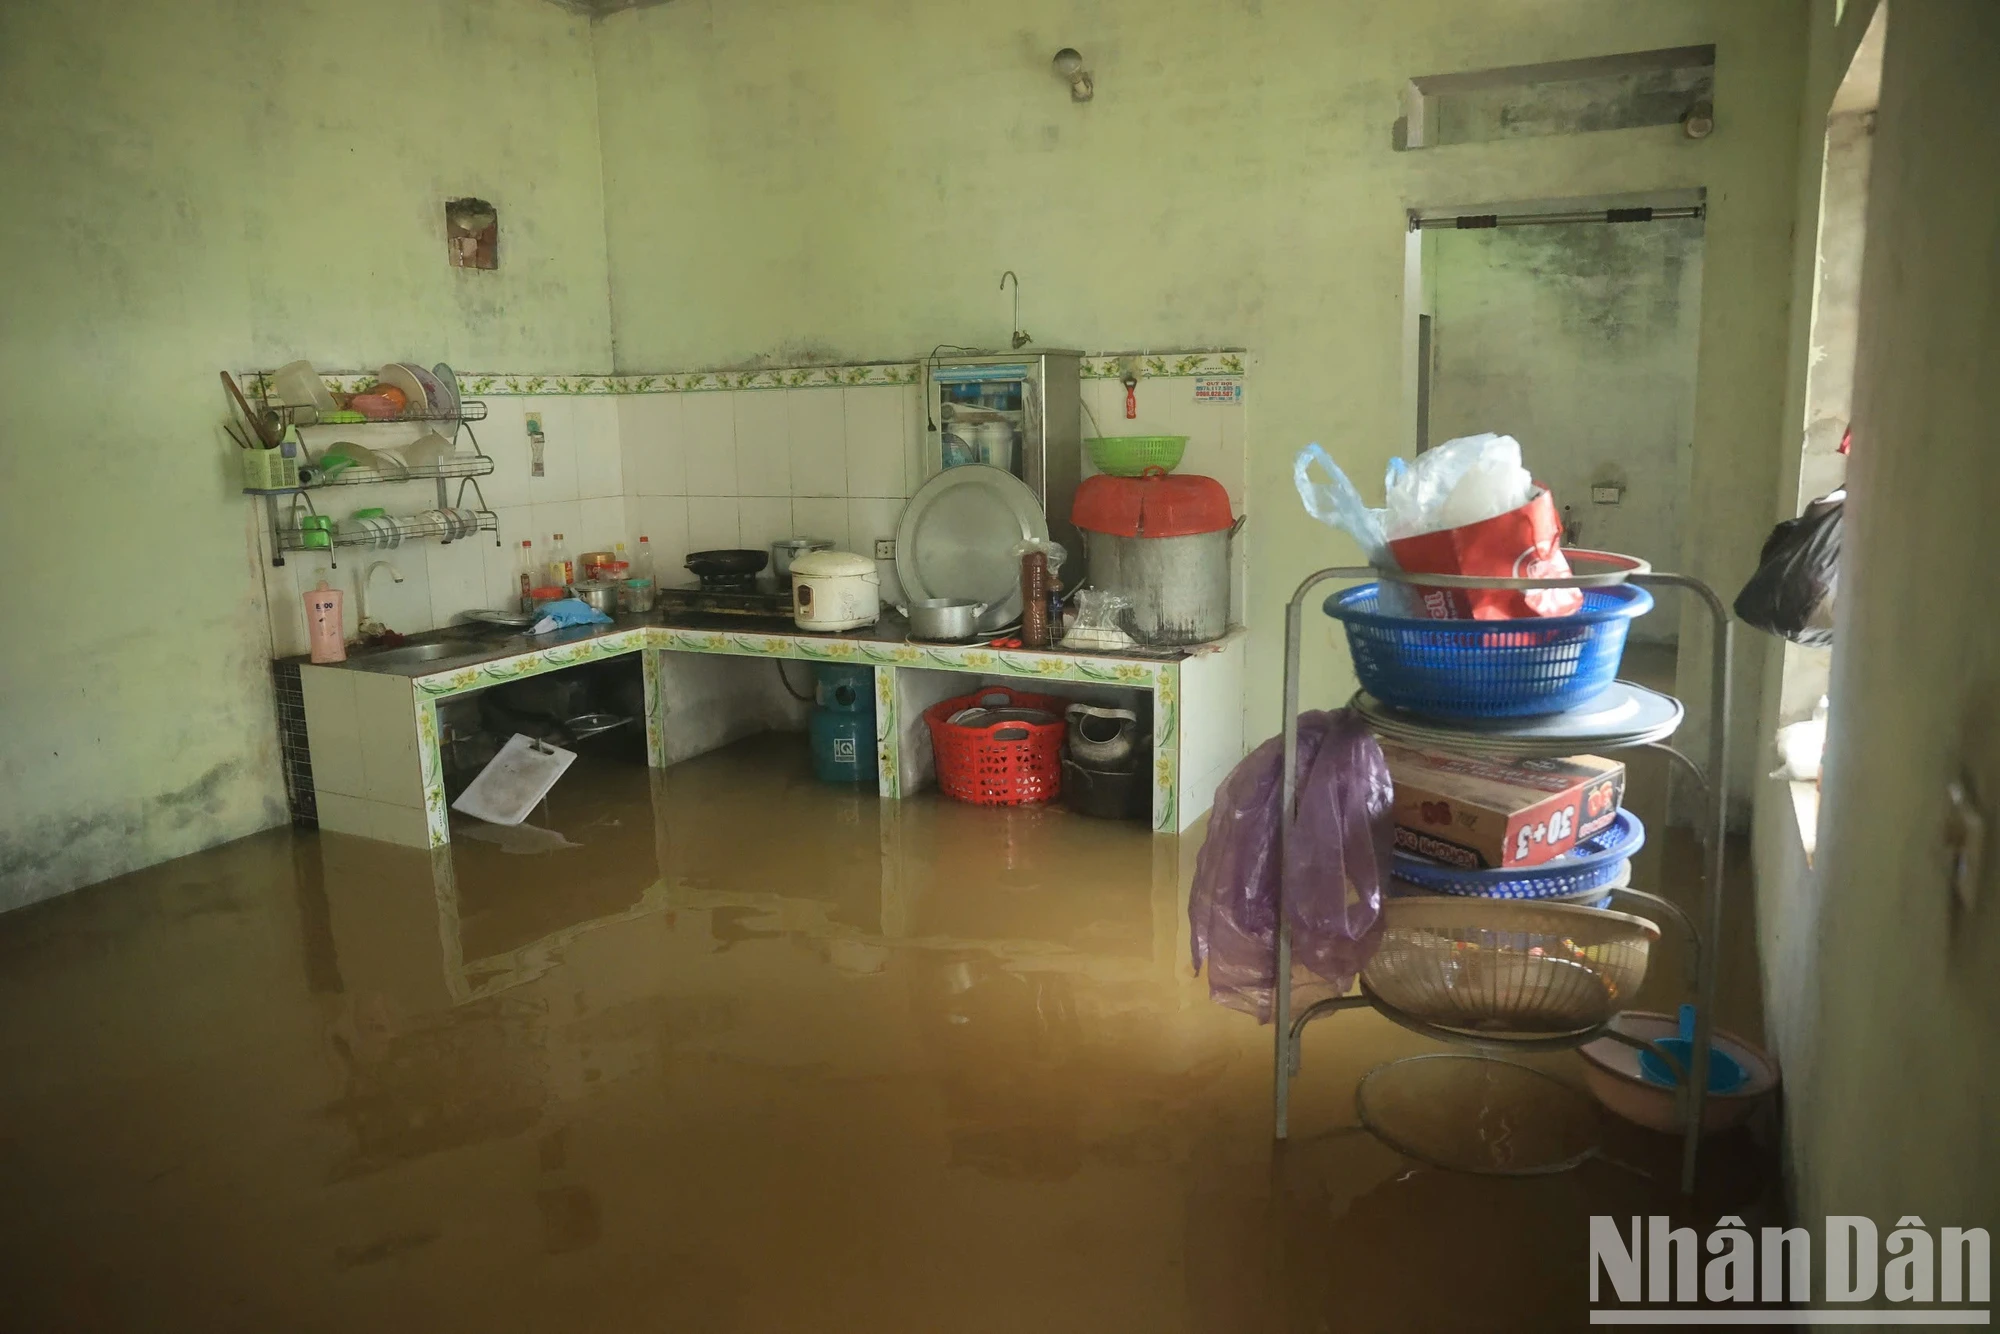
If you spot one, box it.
[1578,1010,1778,1133]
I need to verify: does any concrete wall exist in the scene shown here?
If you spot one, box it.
[591,0,1807,806]
[1744,0,1879,1195]
[1783,0,2000,1229]
[0,0,612,909]
[1424,216,1704,643]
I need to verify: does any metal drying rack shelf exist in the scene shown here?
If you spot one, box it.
[242,453,499,496]
[1273,551,1735,1195]
[238,373,500,568]
[273,507,499,556]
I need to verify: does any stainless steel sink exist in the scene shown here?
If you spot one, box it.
[362,641,462,666]
[345,627,522,673]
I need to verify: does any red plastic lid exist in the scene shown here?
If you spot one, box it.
[1071,469,1233,537]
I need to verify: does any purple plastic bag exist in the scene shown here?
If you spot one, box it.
[1188,710,1395,1021]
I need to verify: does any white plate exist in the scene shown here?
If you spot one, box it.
[430,363,461,418]
[894,465,1048,632]
[401,363,448,414]
[376,363,430,413]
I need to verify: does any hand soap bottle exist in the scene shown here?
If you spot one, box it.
[305,580,346,663]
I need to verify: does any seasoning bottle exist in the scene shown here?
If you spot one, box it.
[517,539,535,612]
[1020,550,1050,648]
[547,533,573,590]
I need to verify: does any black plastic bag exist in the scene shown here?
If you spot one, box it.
[1735,489,1842,647]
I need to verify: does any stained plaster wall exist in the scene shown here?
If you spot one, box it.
[0,0,611,910]
[1744,0,1881,1182]
[1423,217,1704,644]
[5,0,1816,910]
[1781,0,2000,1227]
[590,0,1808,813]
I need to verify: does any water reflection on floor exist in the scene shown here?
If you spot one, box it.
[0,728,1774,1332]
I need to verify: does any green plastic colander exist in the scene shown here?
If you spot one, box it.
[1087,434,1188,476]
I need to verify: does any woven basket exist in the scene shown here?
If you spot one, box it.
[1361,897,1658,1036]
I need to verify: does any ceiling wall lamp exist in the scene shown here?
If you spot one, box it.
[1053,48,1094,102]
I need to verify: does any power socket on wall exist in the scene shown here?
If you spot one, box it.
[874,539,896,560]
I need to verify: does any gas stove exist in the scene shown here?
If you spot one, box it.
[655,582,795,621]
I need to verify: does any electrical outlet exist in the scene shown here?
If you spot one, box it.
[874,539,896,561]
[1591,485,1623,505]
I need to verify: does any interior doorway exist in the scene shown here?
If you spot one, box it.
[1406,193,1707,646]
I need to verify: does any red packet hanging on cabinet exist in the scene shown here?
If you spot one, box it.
[1388,488,1584,620]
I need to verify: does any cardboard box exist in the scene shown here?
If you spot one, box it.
[1382,743,1624,870]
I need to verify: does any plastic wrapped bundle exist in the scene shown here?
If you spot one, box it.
[1189,710,1396,1020]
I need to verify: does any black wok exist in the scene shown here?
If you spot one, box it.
[685,548,769,578]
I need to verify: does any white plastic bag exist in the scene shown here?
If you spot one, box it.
[1294,443,1390,566]
[1297,434,1536,552]
[1383,434,1535,541]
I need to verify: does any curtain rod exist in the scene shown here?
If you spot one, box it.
[1410,205,1706,231]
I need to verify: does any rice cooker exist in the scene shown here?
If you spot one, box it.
[790,550,880,632]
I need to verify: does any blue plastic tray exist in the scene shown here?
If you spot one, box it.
[1390,809,1645,900]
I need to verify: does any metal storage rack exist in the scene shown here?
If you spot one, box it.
[1272,555,1734,1194]
[239,390,499,568]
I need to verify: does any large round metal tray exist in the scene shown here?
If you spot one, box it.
[894,465,1047,633]
[1351,680,1683,758]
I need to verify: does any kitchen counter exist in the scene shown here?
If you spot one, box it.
[297,607,1195,679]
[291,610,1246,849]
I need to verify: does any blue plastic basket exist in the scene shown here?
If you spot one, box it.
[1391,810,1645,900]
[1324,582,1653,718]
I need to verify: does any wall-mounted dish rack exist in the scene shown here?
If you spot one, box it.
[236,376,501,568]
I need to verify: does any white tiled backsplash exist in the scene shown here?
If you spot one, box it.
[616,383,927,613]
[261,375,1246,657]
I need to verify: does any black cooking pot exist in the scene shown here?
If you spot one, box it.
[685,548,769,578]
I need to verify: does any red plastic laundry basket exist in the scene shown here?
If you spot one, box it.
[923,685,1068,806]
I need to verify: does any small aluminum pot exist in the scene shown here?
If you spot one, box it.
[572,580,621,616]
[772,537,832,580]
[899,598,989,642]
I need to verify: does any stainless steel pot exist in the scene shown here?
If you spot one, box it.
[898,598,990,642]
[572,580,620,616]
[772,537,832,581]
[1065,704,1141,769]
[1081,516,1244,645]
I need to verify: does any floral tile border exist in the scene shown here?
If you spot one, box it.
[410,629,654,701]
[1079,352,1245,379]
[875,667,899,800]
[237,350,1243,401]
[416,695,449,847]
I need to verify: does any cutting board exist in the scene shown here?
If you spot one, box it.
[451,733,576,826]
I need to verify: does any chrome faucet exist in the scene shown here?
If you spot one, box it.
[356,560,404,625]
